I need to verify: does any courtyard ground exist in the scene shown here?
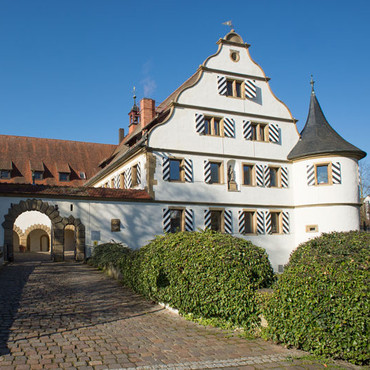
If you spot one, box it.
[0,253,360,369]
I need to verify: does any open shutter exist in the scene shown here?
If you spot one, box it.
[238,211,245,234]
[245,79,257,99]
[217,75,227,95]
[257,211,265,234]
[204,210,211,230]
[281,167,288,188]
[195,113,205,134]
[185,209,194,231]
[163,208,171,233]
[265,212,272,234]
[332,162,341,184]
[307,164,315,186]
[264,166,271,187]
[163,157,170,181]
[282,212,290,234]
[126,167,132,188]
[136,163,141,185]
[223,117,235,138]
[269,124,280,143]
[256,165,265,187]
[204,160,211,183]
[114,174,120,189]
[184,159,193,182]
[224,210,232,234]
[243,120,252,140]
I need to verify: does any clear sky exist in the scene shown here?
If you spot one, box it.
[0,0,369,158]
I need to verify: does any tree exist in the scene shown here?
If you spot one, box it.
[359,159,370,229]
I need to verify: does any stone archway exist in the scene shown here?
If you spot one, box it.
[23,224,51,251]
[2,199,85,262]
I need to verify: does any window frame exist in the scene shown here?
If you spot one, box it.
[32,171,44,181]
[59,172,70,182]
[208,208,225,233]
[241,209,257,235]
[226,79,244,99]
[120,172,125,189]
[208,160,224,184]
[168,207,185,233]
[241,163,255,186]
[314,162,332,185]
[268,166,281,188]
[169,157,185,182]
[204,116,224,137]
[250,122,269,142]
[269,211,282,234]
[131,164,138,187]
[0,170,11,179]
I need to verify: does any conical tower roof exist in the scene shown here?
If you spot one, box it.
[288,90,366,160]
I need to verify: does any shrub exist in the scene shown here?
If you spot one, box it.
[265,231,369,365]
[120,230,274,328]
[88,242,130,269]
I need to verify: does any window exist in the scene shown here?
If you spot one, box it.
[269,167,281,188]
[270,212,281,234]
[243,164,254,186]
[32,171,43,180]
[226,79,243,98]
[306,225,319,233]
[79,172,86,179]
[204,116,222,136]
[169,159,184,181]
[316,164,330,185]
[251,122,268,141]
[210,210,222,232]
[210,162,221,184]
[59,172,70,182]
[241,211,256,234]
[169,209,184,233]
[131,165,138,187]
[110,178,115,188]
[120,172,125,189]
[0,170,11,179]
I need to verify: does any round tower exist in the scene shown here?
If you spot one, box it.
[288,81,366,245]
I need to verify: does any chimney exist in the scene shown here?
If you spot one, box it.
[140,98,155,129]
[119,128,125,143]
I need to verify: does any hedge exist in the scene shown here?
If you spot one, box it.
[265,231,369,365]
[90,230,274,329]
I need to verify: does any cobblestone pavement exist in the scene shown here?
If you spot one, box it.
[0,253,359,369]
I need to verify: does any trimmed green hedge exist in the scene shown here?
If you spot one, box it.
[90,230,274,328]
[265,231,370,365]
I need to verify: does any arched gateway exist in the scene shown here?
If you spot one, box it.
[2,199,85,262]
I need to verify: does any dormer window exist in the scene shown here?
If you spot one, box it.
[32,171,43,180]
[59,172,70,182]
[56,163,71,182]
[0,160,13,179]
[0,170,11,179]
[79,172,86,179]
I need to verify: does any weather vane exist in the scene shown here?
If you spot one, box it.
[310,75,315,94]
[222,20,233,31]
[133,86,137,105]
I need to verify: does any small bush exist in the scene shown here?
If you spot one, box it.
[88,242,130,269]
[265,231,369,365]
[120,230,274,328]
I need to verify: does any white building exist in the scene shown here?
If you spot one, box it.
[0,30,366,270]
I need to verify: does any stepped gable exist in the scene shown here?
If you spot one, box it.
[288,91,366,160]
[0,135,117,186]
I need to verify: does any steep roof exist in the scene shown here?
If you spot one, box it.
[0,135,117,186]
[287,92,366,160]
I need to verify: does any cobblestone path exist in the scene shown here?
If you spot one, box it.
[0,254,357,369]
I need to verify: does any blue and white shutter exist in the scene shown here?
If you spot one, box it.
[217,75,227,95]
[238,211,245,234]
[204,210,211,230]
[264,166,271,187]
[307,164,315,186]
[265,212,272,234]
[204,160,211,183]
[136,163,141,185]
[195,113,205,134]
[243,120,252,140]
[282,212,290,234]
[257,211,265,234]
[332,162,341,184]
[223,117,235,138]
[256,165,265,187]
[224,210,232,234]
[184,159,193,182]
[163,157,170,181]
[163,208,171,233]
[281,167,289,188]
[245,79,257,99]
[185,209,194,231]
[114,174,120,189]
[269,124,280,143]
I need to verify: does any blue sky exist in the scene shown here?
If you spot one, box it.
[0,0,369,158]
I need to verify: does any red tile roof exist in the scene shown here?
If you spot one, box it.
[0,183,152,201]
[0,135,117,186]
